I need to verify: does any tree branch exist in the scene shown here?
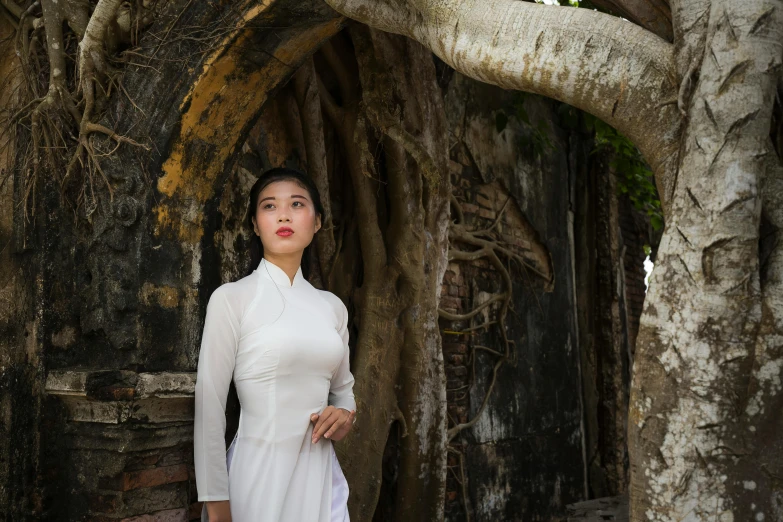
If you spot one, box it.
[316,56,387,272]
[324,0,682,212]
[590,0,672,41]
[1,0,23,19]
[293,57,337,283]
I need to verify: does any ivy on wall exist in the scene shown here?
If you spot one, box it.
[584,113,664,231]
[495,87,663,250]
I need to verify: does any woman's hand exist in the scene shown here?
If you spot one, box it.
[310,406,356,443]
[205,500,232,522]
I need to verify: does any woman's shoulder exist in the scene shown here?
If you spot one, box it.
[207,271,259,314]
[314,289,348,323]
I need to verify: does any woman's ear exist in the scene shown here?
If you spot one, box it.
[315,214,322,233]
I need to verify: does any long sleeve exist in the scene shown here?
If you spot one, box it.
[328,298,356,413]
[193,286,240,502]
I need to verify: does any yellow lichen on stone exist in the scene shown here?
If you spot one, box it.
[139,282,181,308]
[152,6,342,243]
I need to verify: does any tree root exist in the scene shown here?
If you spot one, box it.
[441,192,553,443]
[4,0,155,218]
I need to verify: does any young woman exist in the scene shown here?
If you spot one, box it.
[194,167,357,522]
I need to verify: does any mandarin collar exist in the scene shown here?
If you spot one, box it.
[256,257,304,288]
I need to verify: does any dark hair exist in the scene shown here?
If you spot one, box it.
[246,167,324,278]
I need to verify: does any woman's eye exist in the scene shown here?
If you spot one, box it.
[261,201,305,209]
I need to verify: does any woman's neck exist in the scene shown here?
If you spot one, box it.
[262,253,302,285]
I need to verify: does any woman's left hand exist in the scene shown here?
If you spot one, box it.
[310,406,356,443]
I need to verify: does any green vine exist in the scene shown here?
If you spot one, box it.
[584,113,663,231]
[535,0,661,253]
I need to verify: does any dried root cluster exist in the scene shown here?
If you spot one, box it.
[441,192,554,518]
[1,0,159,220]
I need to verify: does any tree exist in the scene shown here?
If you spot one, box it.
[322,0,783,519]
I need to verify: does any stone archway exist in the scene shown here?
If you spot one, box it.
[38,2,345,519]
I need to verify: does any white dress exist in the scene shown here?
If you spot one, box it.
[194,257,356,522]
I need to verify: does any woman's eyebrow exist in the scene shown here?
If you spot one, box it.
[258,194,309,203]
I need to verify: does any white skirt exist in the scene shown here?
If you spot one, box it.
[201,432,350,522]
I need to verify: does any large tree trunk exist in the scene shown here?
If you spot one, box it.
[327,0,783,518]
[312,26,451,519]
[322,0,682,210]
[628,1,783,519]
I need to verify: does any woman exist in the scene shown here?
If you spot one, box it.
[194,167,357,522]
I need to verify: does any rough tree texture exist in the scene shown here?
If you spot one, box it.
[306,26,452,521]
[628,2,783,520]
[574,146,635,498]
[324,0,783,519]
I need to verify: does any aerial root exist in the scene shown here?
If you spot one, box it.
[441,194,553,443]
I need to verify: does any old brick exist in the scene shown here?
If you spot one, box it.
[120,508,188,522]
[124,453,161,472]
[478,208,496,220]
[89,493,121,513]
[442,343,467,354]
[446,378,463,390]
[450,366,467,377]
[121,464,189,491]
[475,193,493,208]
[156,449,187,467]
[440,296,461,309]
[189,502,203,520]
[448,354,464,365]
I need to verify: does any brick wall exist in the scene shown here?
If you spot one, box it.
[441,151,573,520]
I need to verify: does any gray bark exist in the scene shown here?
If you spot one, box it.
[628,1,783,519]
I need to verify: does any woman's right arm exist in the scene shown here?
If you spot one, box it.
[194,286,240,519]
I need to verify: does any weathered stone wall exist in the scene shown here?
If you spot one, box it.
[0,2,345,520]
[0,16,44,521]
[439,73,586,521]
[437,72,654,520]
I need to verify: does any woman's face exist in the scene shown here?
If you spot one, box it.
[251,180,321,255]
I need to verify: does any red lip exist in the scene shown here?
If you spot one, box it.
[276,227,294,236]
